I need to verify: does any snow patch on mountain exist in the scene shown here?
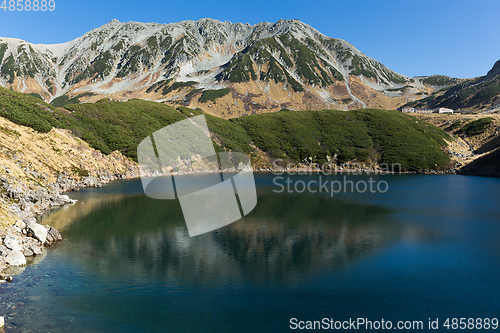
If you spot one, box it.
[0,18,413,111]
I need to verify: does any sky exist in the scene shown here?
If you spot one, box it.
[0,0,498,78]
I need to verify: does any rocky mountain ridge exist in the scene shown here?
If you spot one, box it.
[0,18,436,116]
[404,59,500,113]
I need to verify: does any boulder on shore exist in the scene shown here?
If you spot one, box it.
[29,245,43,255]
[4,236,21,252]
[52,195,77,206]
[5,250,26,266]
[48,227,62,242]
[25,221,47,244]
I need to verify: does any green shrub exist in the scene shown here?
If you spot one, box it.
[423,75,457,86]
[51,93,95,108]
[200,89,231,103]
[162,81,197,95]
[29,93,43,100]
[460,117,493,136]
[0,87,451,170]
[71,166,90,177]
[450,120,462,130]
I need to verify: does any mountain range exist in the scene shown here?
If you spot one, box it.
[404,60,500,113]
[0,18,446,117]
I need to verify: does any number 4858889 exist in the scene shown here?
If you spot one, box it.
[1,0,56,11]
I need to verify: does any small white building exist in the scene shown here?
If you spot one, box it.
[402,107,415,113]
[401,107,454,114]
[436,107,454,114]
[415,108,434,114]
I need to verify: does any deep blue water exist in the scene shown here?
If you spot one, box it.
[1,173,499,332]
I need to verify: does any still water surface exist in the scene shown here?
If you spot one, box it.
[1,173,499,332]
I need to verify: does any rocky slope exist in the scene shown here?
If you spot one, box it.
[413,113,500,176]
[0,115,139,226]
[0,114,140,273]
[0,18,437,117]
[405,60,500,113]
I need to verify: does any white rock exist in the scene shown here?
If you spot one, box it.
[0,316,4,327]
[26,222,47,244]
[23,217,36,225]
[58,195,71,204]
[5,250,26,266]
[0,245,9,257]
[3,236,21,252]
[15,220,26,229]
[29,245,43,255]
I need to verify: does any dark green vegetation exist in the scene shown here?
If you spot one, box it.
[218,53,257,83]
[116,47,152,79]
[422,75,459,86]
[63,100,187,157]
[71,166,90,177]
[216,34,353,91]
[353,111,450,170]
[1,54,17,84]
[68,51,115,84]
[449,120,462,131]
[146,79,172,94]
[334,44,406,84]
[161,81,197,95]
[386,86,411,93]
[234,109,450,170]
[0,44,47,82]
[459,117,493,136]
[28,93,43,100]
[51,93,95,108]
[0,87,450,171]
[199,89,231,103]
[349,54,377,80]
[0,87,66,133]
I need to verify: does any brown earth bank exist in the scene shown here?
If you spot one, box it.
[413,113,500,177]
[0,115,140,280]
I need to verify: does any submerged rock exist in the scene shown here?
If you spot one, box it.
[44,227,63,246]
[0,272,12,283]
[29,245,43,255]
[52,194,78,206]
[48,227,62,242]
[45,232,53,246]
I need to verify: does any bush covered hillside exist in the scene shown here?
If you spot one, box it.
[234,109,450,170]
[0,87,450,171]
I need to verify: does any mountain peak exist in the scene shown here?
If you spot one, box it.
[486,59,500,78]
[0,18,414,114]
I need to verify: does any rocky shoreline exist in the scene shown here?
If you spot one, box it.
[0,168,139,281]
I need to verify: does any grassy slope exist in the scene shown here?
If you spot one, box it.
[0,87,450,171]
[234,109,450,170]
